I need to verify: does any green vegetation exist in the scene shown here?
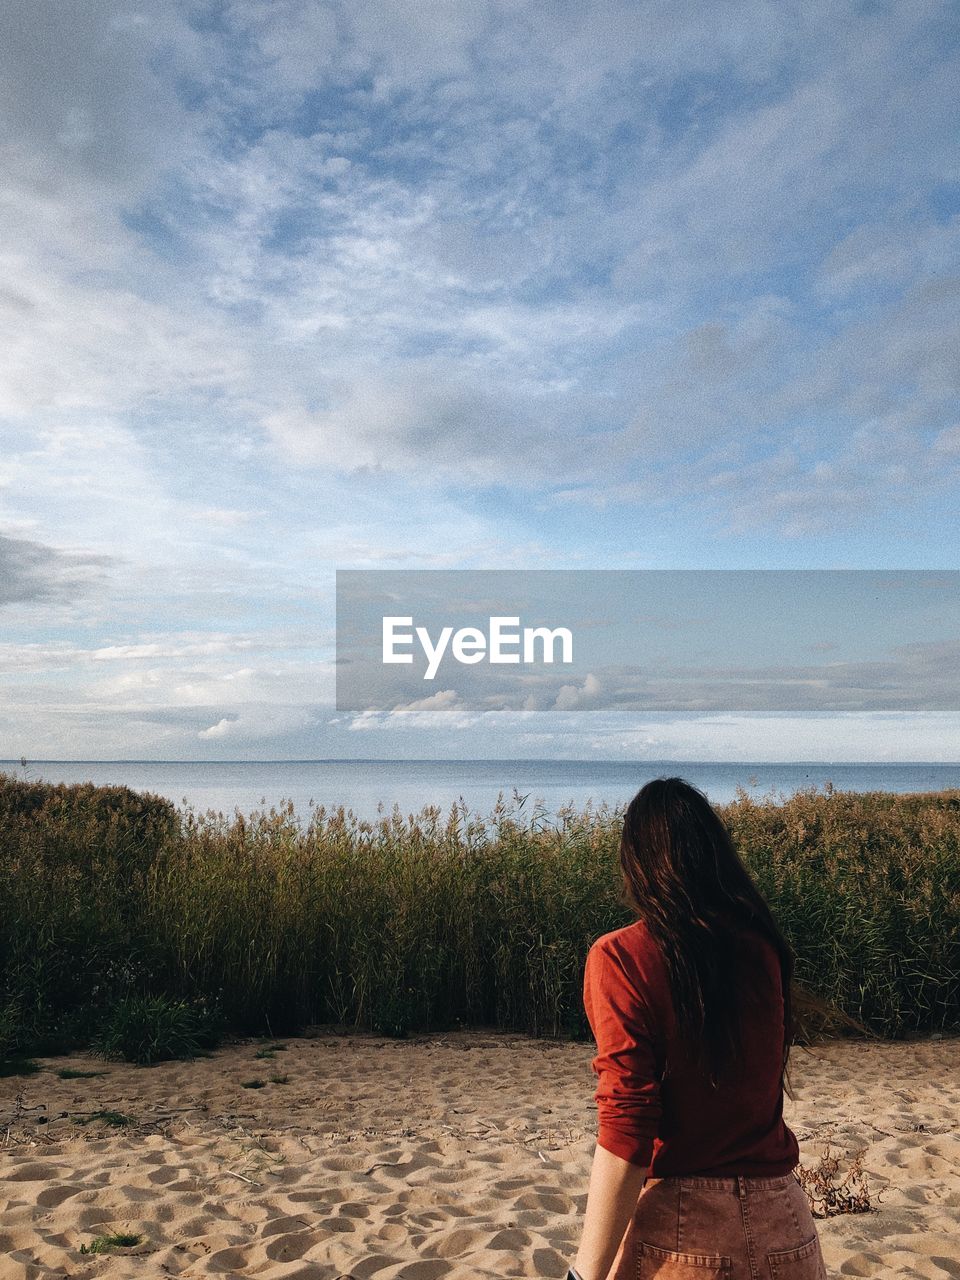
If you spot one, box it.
[0,1057,41,1077]
[72,1109,135,1127]
[79,1232,143,1254]
[724,787,960,1036]
[254,1042,288,1058]
[1,773,958,1056]
[90,992,224,1065]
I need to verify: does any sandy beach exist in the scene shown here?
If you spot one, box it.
[1,1032,957,1279]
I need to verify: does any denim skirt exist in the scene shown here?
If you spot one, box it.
[607,1172,828,1279]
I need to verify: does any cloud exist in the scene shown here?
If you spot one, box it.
[3,1,959,758]
[263,363,602,483]
[1,0,956,529]
[92,639,253,661]
[591,710,960,764]
[350,688,477,731]
[0,533,109,607]
[554,672,602,710]
[0,2,199,196]
[342,632,960,720]
[390,689,463,717]
[199,717,238,740]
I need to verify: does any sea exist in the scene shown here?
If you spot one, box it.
[3,760,959,824]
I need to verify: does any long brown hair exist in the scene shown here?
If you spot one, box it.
[618,776,795,1088]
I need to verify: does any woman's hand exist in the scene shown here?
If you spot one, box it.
[572,1142,648,1280]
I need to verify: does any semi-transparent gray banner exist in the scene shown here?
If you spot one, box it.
[335,569,960,714]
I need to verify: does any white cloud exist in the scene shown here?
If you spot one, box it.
[199,717,237,740]
[602,711,960,764]
[350,688,477,731]
[554,672,602,710]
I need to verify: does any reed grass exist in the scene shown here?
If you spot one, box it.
[1,774,957,1059]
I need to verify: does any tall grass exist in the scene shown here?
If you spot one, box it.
[725,787,960,1036]
[1,774,958,1058]
[0,777,177,1055]
[144,795,617,1039]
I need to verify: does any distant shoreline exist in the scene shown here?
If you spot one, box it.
[5,758,959,824]
[6,757,960,764]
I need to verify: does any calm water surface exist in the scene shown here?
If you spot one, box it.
[4,759,959,823]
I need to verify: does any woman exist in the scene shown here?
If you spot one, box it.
[568,777,828,1280]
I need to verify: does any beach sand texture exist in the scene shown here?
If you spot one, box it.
[1,1033,957,1279]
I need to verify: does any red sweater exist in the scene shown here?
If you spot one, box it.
[583,919,800,1177]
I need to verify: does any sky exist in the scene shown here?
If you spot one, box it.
[1,0,959,762]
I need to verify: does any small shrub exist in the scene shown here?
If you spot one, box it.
[254,1042,287,1059]
[79,1231,143,1254]
[73,1110,134,1127]
[91,993,225,1065]
[25,1005,105,1057]
[241,1078,266,1088]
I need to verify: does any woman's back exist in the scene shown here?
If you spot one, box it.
[583,916,800,1177]
[571,777,825,1280]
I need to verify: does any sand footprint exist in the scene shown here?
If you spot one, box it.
[231,1198,275,1225]
[175,1213,229,1236]
[265,1228,335,1262]
[511,1209,552,1229]
[309,1213,361,1240]
[205,1242,257,1272]
[427,1168,472,1184]
[2,1163,62,1183]
[113,1182,162,1202]
[288,1185,357,1206]
[35,1183,95,1208]
[336,1201,371,1219]
[321,1154,373,1173]
[3,1246,73,1280]
[514,1191,572,1213]
[74,1206,119,1229]
[262,1214,320,1237]
[419,1226,490,1258]
[393,1261,450,1278]
[146,1161,195,1185]
[489,1175,530,1193]
[0,1231,38,1254]
[532,1244,571,1276]
[444,1195,502,1214]
[838,1250,892,1275]
[345,1251,397,1277]
[375,1222,408,1243]
[483,1226,533,1252]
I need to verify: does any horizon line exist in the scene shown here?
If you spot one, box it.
[4,759,960,768]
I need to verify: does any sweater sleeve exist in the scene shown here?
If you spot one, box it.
[583,936,662,1169]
